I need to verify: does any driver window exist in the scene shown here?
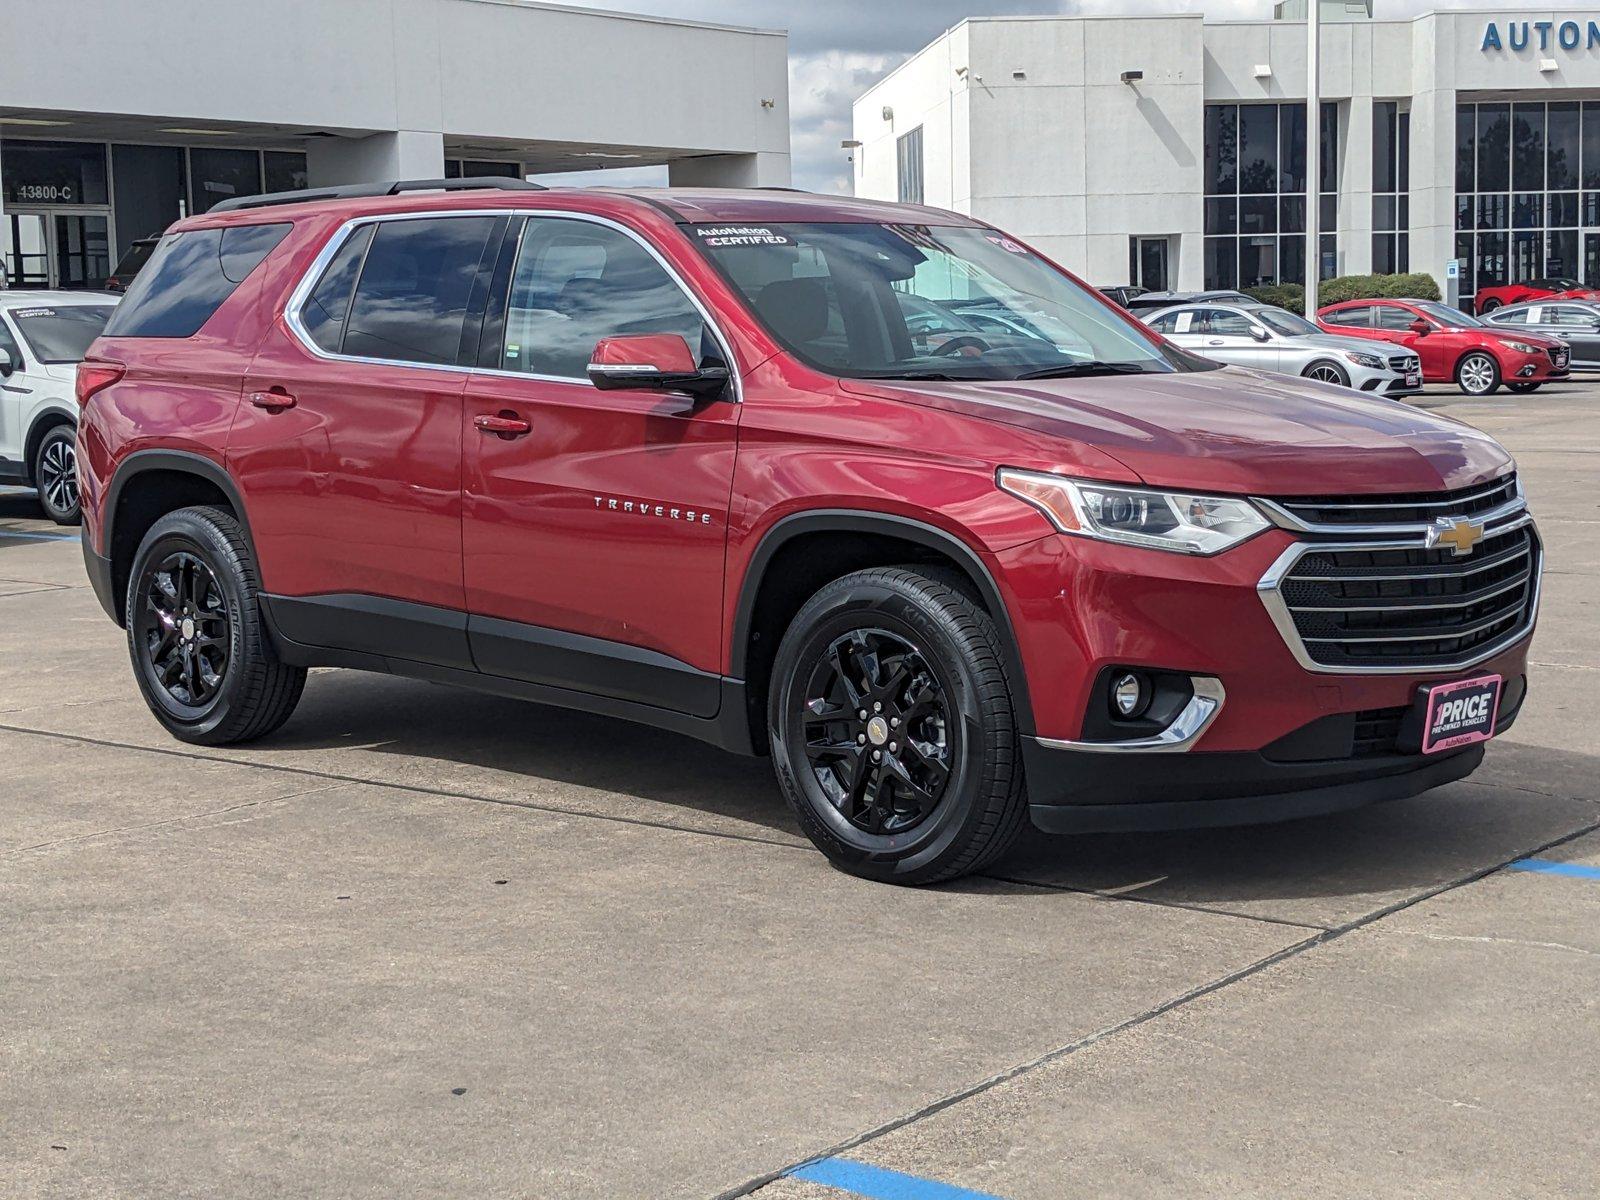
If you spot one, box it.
[1376,306,1420,331]
[1205,309,1254,337]
[502,218,714,379]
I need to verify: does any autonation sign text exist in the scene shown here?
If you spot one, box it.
[1483,19,1600,52]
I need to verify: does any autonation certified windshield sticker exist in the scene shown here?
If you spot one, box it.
[10,308,56,319]
[984,234,1028,255]
[693,225,793,247]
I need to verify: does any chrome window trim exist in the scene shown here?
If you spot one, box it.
[282,208,742,402]
[1035,677,1225,754]
[1256,511,1542,676]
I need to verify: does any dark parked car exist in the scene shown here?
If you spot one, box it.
[1483,299,1600,370]
[104,237,161,293]
[1124,289,1253,315]
[1099,285,1148,308]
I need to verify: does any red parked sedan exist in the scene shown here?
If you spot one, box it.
[1318,298,1569,396]
[1475,277,1600,314]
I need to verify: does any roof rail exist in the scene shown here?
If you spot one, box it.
[209,176,547,214]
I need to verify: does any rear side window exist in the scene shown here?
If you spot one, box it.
[1324,305,1371,328]
[339,217,498,366]
[300,224,375,353]
[102,223,291,338]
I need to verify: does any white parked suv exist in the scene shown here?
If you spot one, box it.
[0,291,117,524]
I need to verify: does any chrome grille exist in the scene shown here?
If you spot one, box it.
[1257,487,1541,674]
[1387,354,1420,373]
[1269,473,1517,527]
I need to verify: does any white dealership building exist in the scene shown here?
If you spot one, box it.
[853,6,1600,309]
[0,0,789,290]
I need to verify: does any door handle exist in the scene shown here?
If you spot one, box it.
[475,412,531,437]
[1207,339,1225,346]
[249,389,297,411]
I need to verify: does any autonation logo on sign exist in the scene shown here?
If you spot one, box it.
[1483,18,1600,52]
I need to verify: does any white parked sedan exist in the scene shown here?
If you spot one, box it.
[0,291,118,524]
[1146,302,1423,396]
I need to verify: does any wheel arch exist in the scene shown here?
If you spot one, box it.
[730,510,1037,751]
[22,407,77,484]
[103,450,256,626]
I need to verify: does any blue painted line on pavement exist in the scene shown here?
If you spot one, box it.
[0,530,78,542]
[789,1158,1005,1199]
[1508,858,1600,881]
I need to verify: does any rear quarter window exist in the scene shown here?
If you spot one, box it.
[102,222,292,338]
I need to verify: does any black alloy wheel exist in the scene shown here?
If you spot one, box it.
[770,566,1028,885]
[34,425,81,525]
[125,506,306,745]
[134,550,231,711]
[801,628,954,836]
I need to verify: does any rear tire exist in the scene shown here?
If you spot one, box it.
[33,425,81,526]
[768,566,1028,886]
[125,505,305,745]
[1480,298,1502,312]
[1302,359,1350,387]
[1456,352,1501,396]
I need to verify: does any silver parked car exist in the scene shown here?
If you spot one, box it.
[1483,298,1600,370]
[1146,302,1423,395]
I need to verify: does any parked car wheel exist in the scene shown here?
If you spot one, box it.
[1479,297,1503,312]
[1508,382,1543,394]
[33,425,81,526]
[1302,359,1351,387]
[125,506,306,745]
[1456,351,1501,396]
[768,566,1028,885]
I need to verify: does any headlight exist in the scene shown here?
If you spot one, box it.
[1505,341,1541,354]
[1343,351,1384,369]
[997,469,1271,555]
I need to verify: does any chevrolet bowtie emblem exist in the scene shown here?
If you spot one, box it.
[1425,516,1485,557]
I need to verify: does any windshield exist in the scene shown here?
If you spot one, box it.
[690,223,1207,380]
[1255,308,1320,337]
[1410,300,1482,329]
[1540,278,1582,290]
[9,305,115,364]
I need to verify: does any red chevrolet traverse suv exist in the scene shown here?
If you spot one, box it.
[77,178,1541,884]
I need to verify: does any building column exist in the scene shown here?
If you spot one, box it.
[1407,87,1457,299]
[1341,95,1374,278]
[668,152,790,189]
[305,131,447,188]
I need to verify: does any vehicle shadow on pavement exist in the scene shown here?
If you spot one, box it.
[987,741,1600,916]
[0,490,46,523]
[264,668,797,837]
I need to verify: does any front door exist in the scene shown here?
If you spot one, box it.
[462,214,740,716]
[1133,237,1170,291]
[2,209,112,289]
[1197,307,1280,372]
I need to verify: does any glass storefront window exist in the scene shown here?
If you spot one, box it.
[189,147,263,215]
[1372,102,1409,273]
[1512,103,1545,192]
[1,140,109,205]
[1477,104,1510,192]
[1549,102,1579,190]
[264,151,308,194]
[1203,102,1337,289]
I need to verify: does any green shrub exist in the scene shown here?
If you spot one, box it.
[1317,272,1441,307]
[1243,283,1305,314]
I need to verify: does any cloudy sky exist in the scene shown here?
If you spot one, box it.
[551,0,1595,192]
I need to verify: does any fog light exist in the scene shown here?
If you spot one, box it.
[1111,671,1148,719]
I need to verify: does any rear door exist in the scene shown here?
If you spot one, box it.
[460,213,740,716]
[232,213,504,665]
[1542,303,1600,367]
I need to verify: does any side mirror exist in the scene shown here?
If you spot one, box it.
[0,349,11,377]
[587,334,729,400]
[1409,319,1430,336]
[1249,326,1271,343]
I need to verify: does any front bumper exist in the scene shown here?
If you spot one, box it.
[1023,674,1523,832]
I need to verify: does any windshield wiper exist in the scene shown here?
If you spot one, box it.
[1015,361,1158,380]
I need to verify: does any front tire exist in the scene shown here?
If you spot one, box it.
[1479,298,1502,313]
[1456,352,1501,396]
[768,566,1028,885]
[1302,359,1350,387]
[33,425,81,525]
[125,506,306,745]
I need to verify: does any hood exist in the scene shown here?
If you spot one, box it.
[840,366,1513,497]
[1483,328,1564,350]
[1296,332,1414,360]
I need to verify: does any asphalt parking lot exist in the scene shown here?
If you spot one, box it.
[4,381,1599,1200]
